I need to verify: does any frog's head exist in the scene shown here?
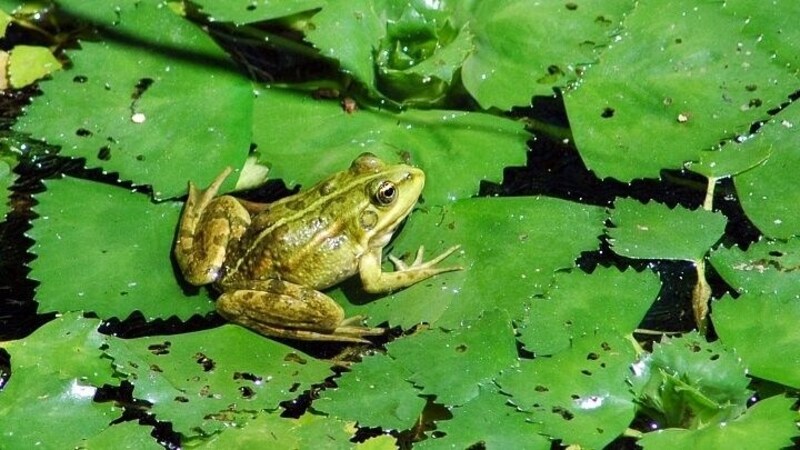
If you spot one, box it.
[349,153,424,249]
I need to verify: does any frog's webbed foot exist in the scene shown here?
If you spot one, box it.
[217,280,385,343]
[361,245,462,293]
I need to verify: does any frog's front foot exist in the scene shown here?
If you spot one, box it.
[388,245,462,272]
[360,245,462,293]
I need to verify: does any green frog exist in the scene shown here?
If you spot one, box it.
[175,153,461,342]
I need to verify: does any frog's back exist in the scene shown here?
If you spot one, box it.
[219,179,369,289]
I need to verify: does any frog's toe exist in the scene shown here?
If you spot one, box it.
[389,244,462,272]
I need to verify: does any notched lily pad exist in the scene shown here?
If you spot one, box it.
[200,410,353,448]
[608,198,727,261]
[734,101,800,239]
[102,324,333,437]
[388,309,518,407]
[708,239,800,388]
[415,385,550,450]
[518,267,661,355]
[251,87,529,206]
[14,0,252,199]
[0,314,120,448]
[565,0,800,181]
[1,158,13,218]
[316,353,424,431]
[498,334,638,450]
[28,175,215,321]
[335,196,605,331]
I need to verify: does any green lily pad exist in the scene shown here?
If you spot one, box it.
[103,324,333,437]
[415,385,550,450]
[14,0,252,200]
[712,290,800,389]
[608,198,727,261]
[733,101,800,239]
[565,0,800,181]
[334,196,605,330]
[519,267,661,355]
[305,0,385,94]
[460,0,632,109]
[708,238,800,388]
[0,314,119,448]
[692,136,771,181]
[638,395,798,450]
[29,175,215,320]
[388,309,518,406]
[498,334,638,449]
[316,353,424,431]
[251,87,529,205]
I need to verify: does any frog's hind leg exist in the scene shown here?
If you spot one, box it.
[216,280,385,343]
[175,168,250,285]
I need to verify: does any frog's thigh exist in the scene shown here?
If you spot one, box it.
[175,196,250,285]
[217,280,346,333]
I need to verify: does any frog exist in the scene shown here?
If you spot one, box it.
[174,153,461,343]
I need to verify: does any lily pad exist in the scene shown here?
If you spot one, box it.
[733,101,800,239]
[28,175,215,321]
[251,87,529,205]
[608,198,727,261]
[81,422,163,450]
[305,0,385,95]
[518,267,661,355]
[14,0,252,199]
[460,0,632,109]
[103,324,332,437]
[565,0,800,181]
[316,353,424,431]
[498,334,638,449]
[415,385,550,450]
[335,196,605,330]
[708,239,800,388]
[387,309,518,406]
[0,314,119,448]
[712,289,800,389]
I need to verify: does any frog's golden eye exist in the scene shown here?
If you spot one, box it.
[373,181,397,206]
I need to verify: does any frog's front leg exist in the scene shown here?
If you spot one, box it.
[216,280,385,343]
[360,245,462,293]
[175,168,250,286]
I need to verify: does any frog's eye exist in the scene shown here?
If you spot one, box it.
[373,181,397,205]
